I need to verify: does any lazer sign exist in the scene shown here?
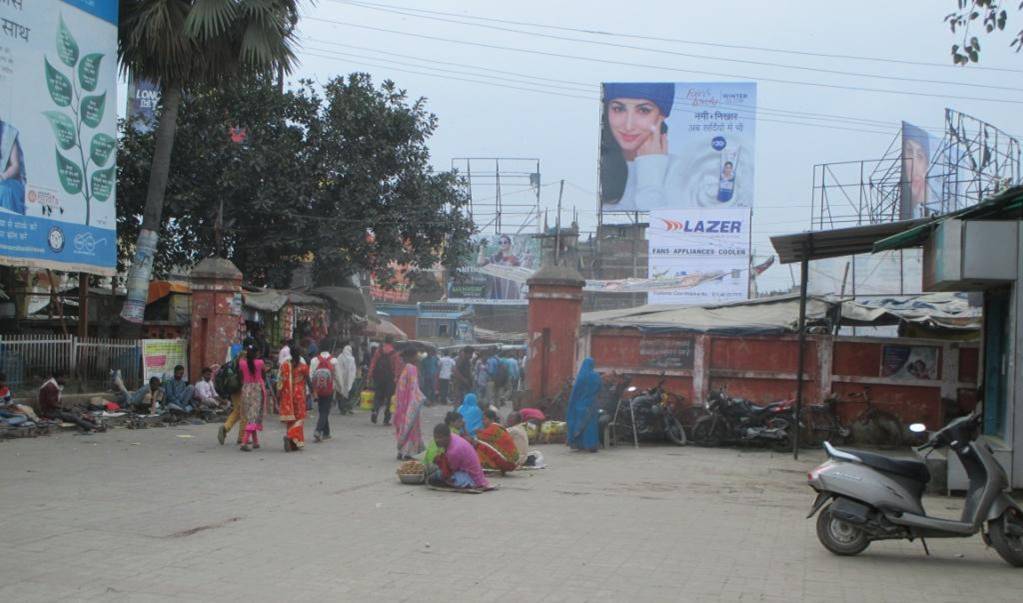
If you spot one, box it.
[659,217,744,234]
[648,208,751,305]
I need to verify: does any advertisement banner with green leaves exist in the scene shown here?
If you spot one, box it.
[0,0,117,275]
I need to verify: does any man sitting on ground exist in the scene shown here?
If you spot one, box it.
[194,367,226,411]
[427,423,492,491]
[0,372,42,425]
[38,371,102,432]
[163,365,196,414]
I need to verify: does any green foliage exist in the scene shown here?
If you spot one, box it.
[116,75,474,289]
[945,1,1023,64]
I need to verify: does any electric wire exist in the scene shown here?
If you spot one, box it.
[303,16,1023,106]
[331,0,1023,92]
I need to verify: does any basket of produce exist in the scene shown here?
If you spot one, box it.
[396,460,426,485]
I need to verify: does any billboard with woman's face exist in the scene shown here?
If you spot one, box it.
[448,234,540,305]
[900,121,938,220]
[600,82,757,213]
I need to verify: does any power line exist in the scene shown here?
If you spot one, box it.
[306,38,950,134]
[332,0,1023,93]
[333,0,1023,74]
[304,49,915,137]
[303,16,1023,106]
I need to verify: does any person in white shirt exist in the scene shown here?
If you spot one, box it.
[194,367,226,410]
[277,338,294,366]
[336,345,358,415]
[437,351,456,405]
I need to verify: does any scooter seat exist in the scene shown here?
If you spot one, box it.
[835,447,930,483]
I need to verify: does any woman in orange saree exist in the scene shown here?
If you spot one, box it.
[278,348,309,452]
[475,408,520,472]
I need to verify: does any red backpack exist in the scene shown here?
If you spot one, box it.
[312,355,335,397]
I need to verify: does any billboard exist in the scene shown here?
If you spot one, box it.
[900,121,940,220]
[448,233,539,305]
[126,75,160,132]
[647,208,751,304]
[0,0,118,275]
[600,82,756,213]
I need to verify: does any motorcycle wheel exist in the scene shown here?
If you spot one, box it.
[767,418,793,451]
[664,415,687,446]
[691,416,721,447]
[988,512,1023,567]
[816,505,870,556]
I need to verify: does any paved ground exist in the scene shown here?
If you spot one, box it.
[2,406,1023,602]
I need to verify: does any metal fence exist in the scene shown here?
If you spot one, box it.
[0,335,143,392]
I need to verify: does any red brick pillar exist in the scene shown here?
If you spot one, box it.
[526,265,585,404]
[188,258,244,379]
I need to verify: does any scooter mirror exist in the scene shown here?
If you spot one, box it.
[909,423,927,433]
[627,386,638,392]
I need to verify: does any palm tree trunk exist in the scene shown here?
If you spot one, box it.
[119,84,183,336]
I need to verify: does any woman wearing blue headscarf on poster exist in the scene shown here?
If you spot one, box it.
[0,115,27,215]
[599,82,682,212]
[458,392,484,438]
[567,358,602,452]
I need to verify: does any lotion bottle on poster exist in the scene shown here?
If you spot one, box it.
[717,148,739,203]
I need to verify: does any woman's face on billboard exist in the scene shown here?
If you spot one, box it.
[607,99,663,156]
[903,138,928,202]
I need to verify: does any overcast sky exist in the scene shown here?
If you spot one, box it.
[287,0,1022,292]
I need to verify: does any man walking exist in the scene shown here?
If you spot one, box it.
[310,350,338,442]
[437,351,456,405]
[368,336,400,425]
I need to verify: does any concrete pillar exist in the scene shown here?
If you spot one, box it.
[525,264,585,403]
[188,257,244,379]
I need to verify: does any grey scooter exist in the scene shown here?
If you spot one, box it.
[806,412,1023,566]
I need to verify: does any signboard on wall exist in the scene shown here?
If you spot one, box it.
[600,81,756,213]
[639,336,694,369]
[647,208,751,304]
[881,344,939,380]
[0,0,118,275]
[142,339,189,382]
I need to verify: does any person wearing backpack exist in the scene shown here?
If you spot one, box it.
[310,350,339,442]
[368,336,401,425]
[216,345,245,446]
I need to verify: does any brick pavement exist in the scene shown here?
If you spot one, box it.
[1,406,1022,602]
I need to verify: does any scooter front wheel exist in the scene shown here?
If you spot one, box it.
[816,506,870,556]
[988,513,1023,567]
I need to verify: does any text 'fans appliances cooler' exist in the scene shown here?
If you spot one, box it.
[0,0,118,275]
[648,210,750,304]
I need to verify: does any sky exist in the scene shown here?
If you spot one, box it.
[282,0,1023,292]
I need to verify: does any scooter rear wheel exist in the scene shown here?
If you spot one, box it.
[816,506,870,556]
[988,513,1023,567]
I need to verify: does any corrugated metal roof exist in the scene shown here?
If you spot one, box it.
[770,219,930,264]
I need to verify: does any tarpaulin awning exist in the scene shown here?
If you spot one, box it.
[770,219,930,264]
[364,318,407,339]
[147,281,190,304]
[243,289,326,312]
[310,287,379,321]
[836,292,981,330]
[582,294,832,335]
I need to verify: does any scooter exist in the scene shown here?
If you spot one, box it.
[807,412,1023,566]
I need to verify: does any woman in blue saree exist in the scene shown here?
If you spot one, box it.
[0,117,26,215]
[566,358,602,452]
[458,392,484,438]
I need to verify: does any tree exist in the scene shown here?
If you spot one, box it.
[946,1,1023,64]
[116,75,474,289]
[116,0,299,329]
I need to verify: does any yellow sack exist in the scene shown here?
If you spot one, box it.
[360,390,374,411]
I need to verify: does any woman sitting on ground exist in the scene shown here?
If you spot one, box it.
[458,392,484,438]
[475,409,519,473]
[427,423,492,491]
[424,411,465,467]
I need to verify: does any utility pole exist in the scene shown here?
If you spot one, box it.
[555,179,564,264]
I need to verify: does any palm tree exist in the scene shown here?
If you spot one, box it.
[117,0,300,330]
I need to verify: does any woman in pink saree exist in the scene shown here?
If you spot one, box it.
[394,347,426,461]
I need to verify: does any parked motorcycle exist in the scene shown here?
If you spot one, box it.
[691,389,794,449]
[598,378,687,446]
[807,412,1023,566]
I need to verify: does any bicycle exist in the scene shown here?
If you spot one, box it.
[801,396,851,448]
[842,387,905,448]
